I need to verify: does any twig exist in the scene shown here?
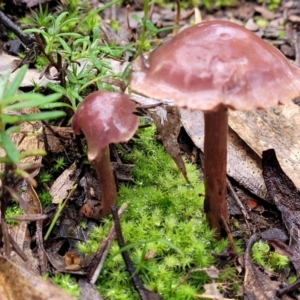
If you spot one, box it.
[88,203,128,284]
[8,233,28,261]
[112,206,164,300]
[0,11,35,46]
[173,0,181,35]
[226,178,251,230]
[295,33,300,68]
[277,276,300,297]
[221,215,237,255]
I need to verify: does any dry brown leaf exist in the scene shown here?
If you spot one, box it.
[43,126,73,153]
[195,283,234,299]
[50,163,77,204]
[0,255,76,300]
[151,106,189,183]
[229,102,300,191]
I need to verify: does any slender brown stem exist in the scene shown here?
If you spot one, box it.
[94,146,117,217]
[203,104,229,239]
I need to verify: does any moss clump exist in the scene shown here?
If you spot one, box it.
[78,126,235,299]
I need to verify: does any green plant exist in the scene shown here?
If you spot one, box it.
[257,0,281,10]
[7,32,17,40]
[22,0,131,112]
[5,204,22,225]
[38,170,52,184]
[0,65,64,167]
[52,157,67,172]
[38,189,52,208]
[0,65,65,255]
[252,241,289,271]
[52,273,80,297]
[78,126,241,299]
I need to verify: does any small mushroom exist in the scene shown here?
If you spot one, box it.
[130,20,300,238]
[72,91,138,217]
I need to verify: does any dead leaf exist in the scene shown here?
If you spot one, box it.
[262,149,300,274]
[195,283,234,299]
[44,126,73,153]
[229,102,300,192]
[0,255,76,300]
[151,106,189,183]
[50,163,77,204]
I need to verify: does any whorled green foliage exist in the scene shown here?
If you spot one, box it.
[0,65,64,166]
[78,126,241,300]
[252,241,290,272]
[51,273,80,297]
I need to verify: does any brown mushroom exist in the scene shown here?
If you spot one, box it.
[130,20,300,238]
[72,91,138,217]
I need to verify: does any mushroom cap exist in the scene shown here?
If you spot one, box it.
[131,20,300,111]
[72,91,138,161]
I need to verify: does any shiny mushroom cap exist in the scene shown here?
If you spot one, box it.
[72,91,138,161]
[131,20,300,111]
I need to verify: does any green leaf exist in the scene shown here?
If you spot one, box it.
[23,28,44,34]
[5,93,62,110]
[59,17,79,30]
[38,102,72,109]
[4,65,27,99]
[92,26,99,41]
[47,82,66,94]
[54,11,69,32]
[57,37,72,54]
[3,111,65,124]
[56,33,82,38]
[0,69,12,101]
[145,19,158,33]
[0,131,20,164]
[131,14,143,25]
[73,36,90,47]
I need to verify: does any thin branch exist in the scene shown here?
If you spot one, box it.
[88,203,128,284]
[0,11,35,46]
[112,206,164,300]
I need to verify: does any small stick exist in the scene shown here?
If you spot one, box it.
[277,276,300,297]
[88,203,128,284]
[0,11,35,46]
[221,215,237,255]
[226,178,251,231]
[8,233,28,261]
[173,0,181,35]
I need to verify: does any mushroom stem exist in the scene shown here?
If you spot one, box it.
[203,104,229,239]
[94,146,117,217]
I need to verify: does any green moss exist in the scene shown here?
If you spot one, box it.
[252,241,290,272]
[79,125,239,299]
[5,204,22,225]
[51,273,80,297]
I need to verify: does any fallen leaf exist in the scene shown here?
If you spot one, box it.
[0,255,76,300]
[151,106,189,183]
[50,163,77,204]
[229,102,300,192]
